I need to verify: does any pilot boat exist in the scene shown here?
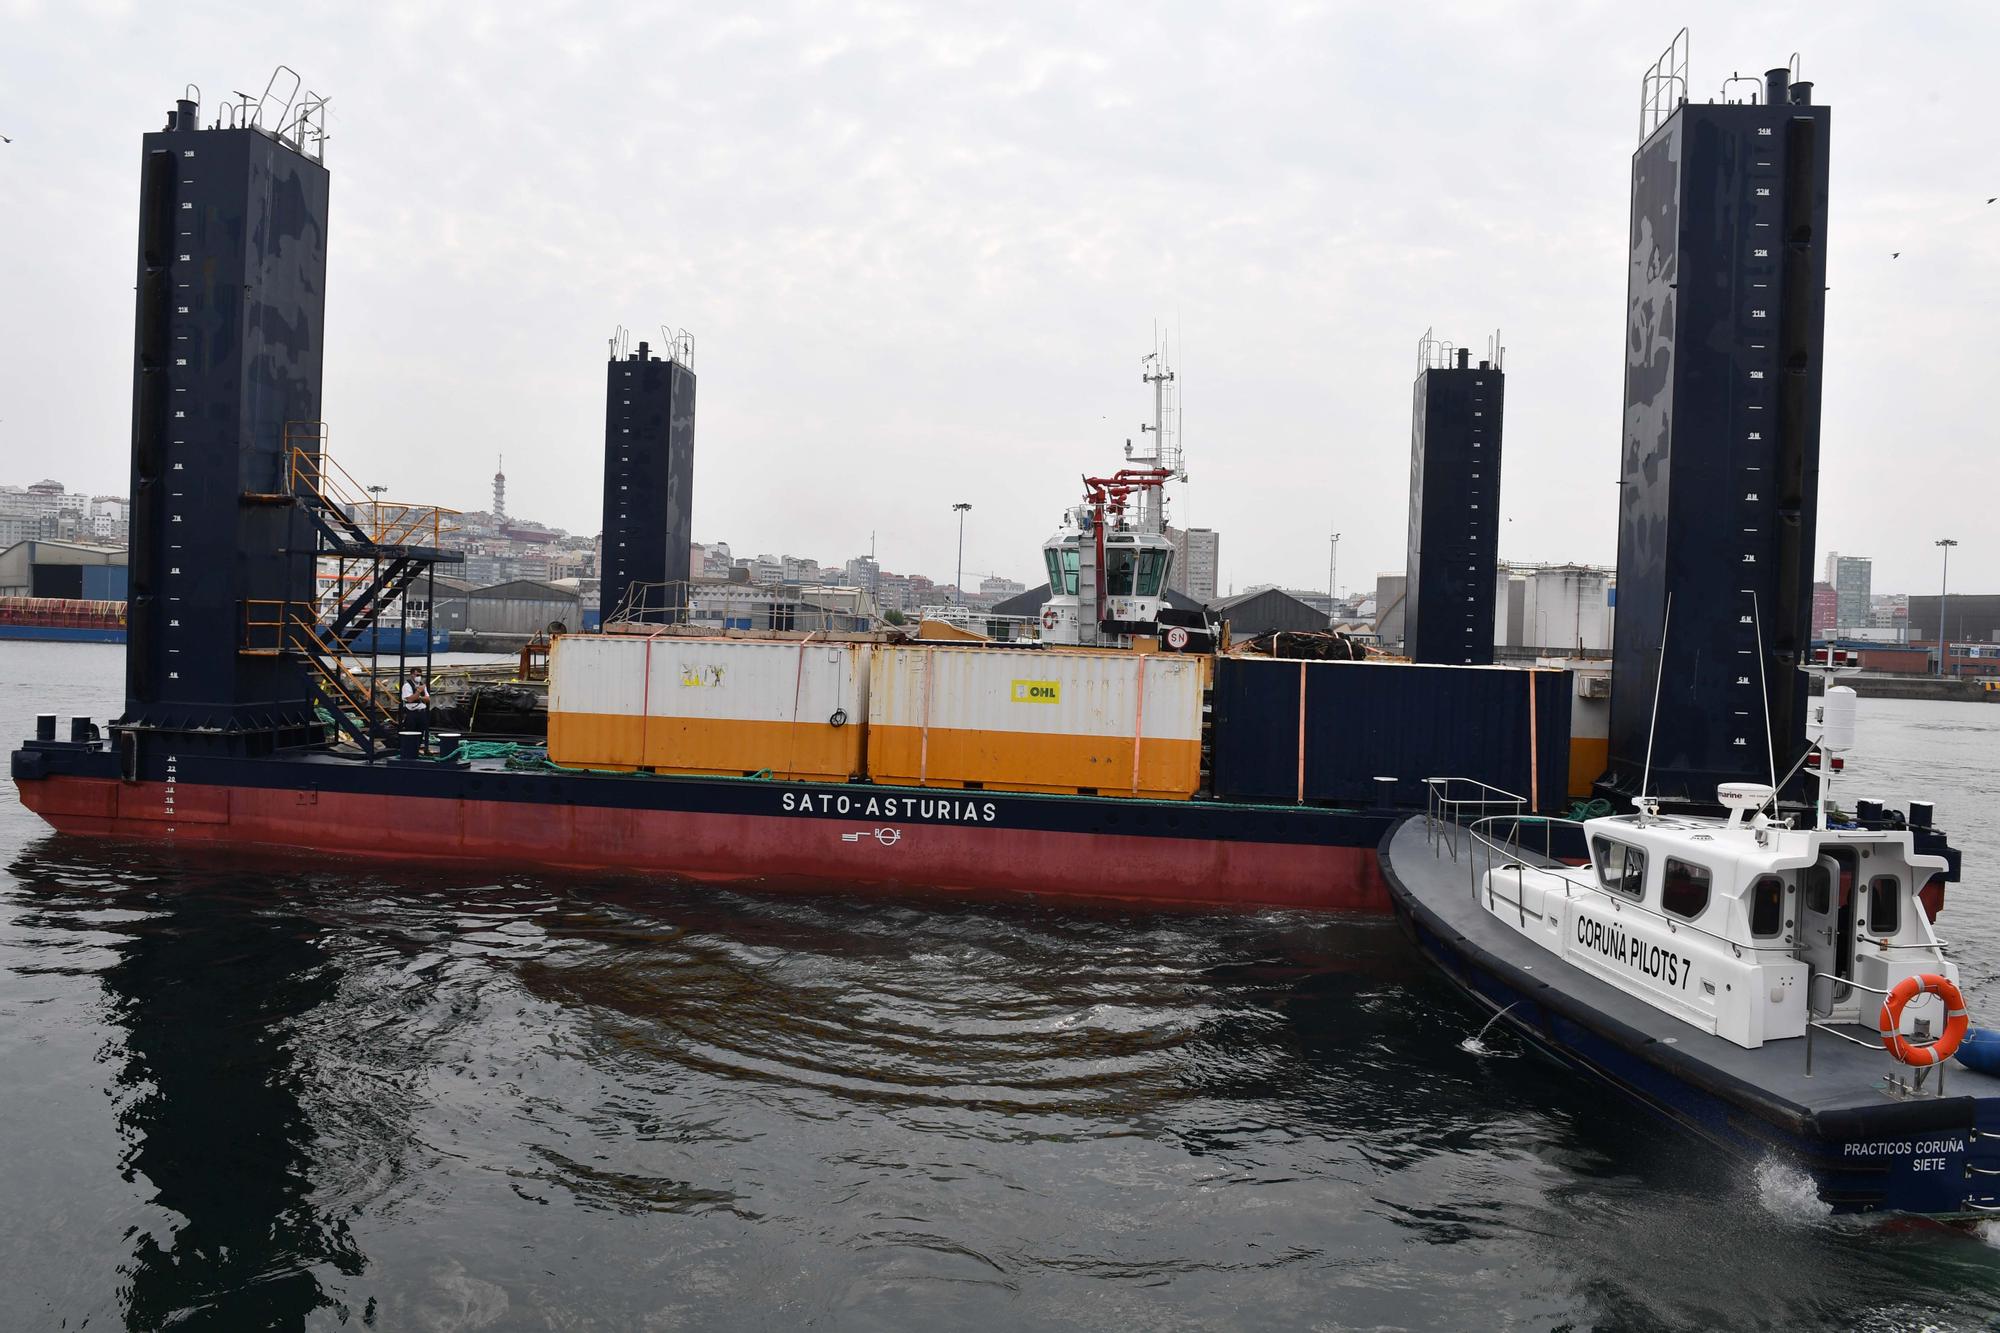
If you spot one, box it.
[1382,667,1999,1217]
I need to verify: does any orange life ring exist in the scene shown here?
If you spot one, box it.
[1041,608,1059,629]
[1877,972,1969,1067]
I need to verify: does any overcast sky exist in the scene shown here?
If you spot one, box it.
[3,1,1995,597]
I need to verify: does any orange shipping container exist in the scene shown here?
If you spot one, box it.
[866,644,1204,799]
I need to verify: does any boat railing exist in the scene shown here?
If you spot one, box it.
[1462,812,1795,961]
[1803,972,1951,1096]
[1422,777,1527,862]
[1460,813,1596,927]
[916,605,1047,641]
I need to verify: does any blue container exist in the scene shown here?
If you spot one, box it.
[1211,658,1572,812]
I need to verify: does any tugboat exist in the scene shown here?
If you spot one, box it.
[1384,654,1999,1217]
[1036,342,1217,654]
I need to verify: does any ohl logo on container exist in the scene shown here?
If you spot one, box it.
[1010,679,1061,704]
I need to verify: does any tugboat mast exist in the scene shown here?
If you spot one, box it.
[1132,336,1182,535]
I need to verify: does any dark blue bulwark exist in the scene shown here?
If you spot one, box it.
[1210,658,1571,811]
[1604,78,1831,806]
[599,343,695,625]
[1404,359,1503,665]
[122,98,329,752]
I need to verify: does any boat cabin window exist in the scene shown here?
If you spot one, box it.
[1748,874,1786,938]
[1661,857,1712,920]
[1044,546,1080,596]
[1136,548,1169,597]
[1592,837,1646,900]
[1867,875,1900,936]
[1105,545,1137,597]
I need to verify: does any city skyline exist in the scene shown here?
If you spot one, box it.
[4,470,1975,620]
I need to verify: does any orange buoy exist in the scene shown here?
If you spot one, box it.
[1877,973,1970,1067]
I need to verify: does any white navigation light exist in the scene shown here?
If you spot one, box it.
[1718,782,1776,826]
[1821,684,1858,752]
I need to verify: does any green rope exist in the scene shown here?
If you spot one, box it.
[1564,797,1613,821]
[433,739,792,782]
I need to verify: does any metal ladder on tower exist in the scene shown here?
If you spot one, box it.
[242,422,462,754]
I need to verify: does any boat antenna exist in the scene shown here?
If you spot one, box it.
[1175,312,1185,483]
[1749,590,1779,792]
[1638,593,1671,817]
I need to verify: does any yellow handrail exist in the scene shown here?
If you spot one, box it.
[284,434,460,549]
[243,598,401,725]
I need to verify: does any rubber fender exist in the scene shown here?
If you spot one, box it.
[1953,1027,2000,1075]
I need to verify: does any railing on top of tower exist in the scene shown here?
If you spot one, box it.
[605,325,695,368]
[1715,53,1802,108]
[1639,27,1690,141]
[1415,329,1505,373]
[210,66,329,161]
[1416,328,1455,372]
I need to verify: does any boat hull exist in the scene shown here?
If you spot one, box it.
[1383,823,2000,1217]
[12,752,1394,913]
[0,625,127,643]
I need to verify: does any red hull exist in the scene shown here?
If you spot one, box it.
[19,776,1391,913]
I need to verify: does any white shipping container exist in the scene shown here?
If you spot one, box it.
[548,634,871,778]
[868,645,1202,738]
[867,644,1205,796]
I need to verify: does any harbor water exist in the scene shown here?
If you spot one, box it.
[4,641,1999,1330]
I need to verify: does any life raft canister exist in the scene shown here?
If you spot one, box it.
[1877,973,1970,1067]
[1041,608,1059,629]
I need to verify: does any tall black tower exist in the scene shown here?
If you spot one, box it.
[599,338,696,625]
[120,94,329,753]
[1403,338,1504,665]
[1601,57,1831,805]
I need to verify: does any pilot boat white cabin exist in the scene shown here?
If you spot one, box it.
[1474,782,1958,1051]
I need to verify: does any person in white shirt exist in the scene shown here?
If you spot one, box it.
[400,668,430,743]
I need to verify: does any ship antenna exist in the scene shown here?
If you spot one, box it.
[1750,590,1779,792]
[1638,593,1672,818]
[1175,312,1185,481]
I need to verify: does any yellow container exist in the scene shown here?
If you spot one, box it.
[1564,663,1611,798]
[548,634,870,781]
[866,644,1204,798]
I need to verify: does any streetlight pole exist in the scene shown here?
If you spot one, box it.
[953,502,972,606]
[1935,538,1957,677]
[1327,532,1341,626]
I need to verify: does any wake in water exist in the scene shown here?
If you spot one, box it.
[1752,1157,1834,1223]
[1459,1002,1522,1056]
